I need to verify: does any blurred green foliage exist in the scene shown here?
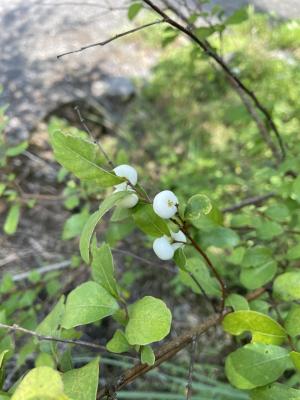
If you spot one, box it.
[121,13,300,202]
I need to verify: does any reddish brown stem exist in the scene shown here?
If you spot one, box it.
[183,229,226,313]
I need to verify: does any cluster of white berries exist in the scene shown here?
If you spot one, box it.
[113,164,139,209]
[113,165,186,261]
[152,190,187,260]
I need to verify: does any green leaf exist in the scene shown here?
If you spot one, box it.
[6,141,28,157]
[173,248,186,270]
[251,383,300,399]
[161,27,179,47]
[191,205,223,231]
[62,208,90,240]
[256,220,283,240]
[4,203,20,235]
[225,343,289,390]
[106,330,130,354]
[35,353,55,368]
[185,194,212,221]
[50,130,122,187]
[202,227,239,248]
[179,257,221,297]
[0,184,6,197]
[287,244,300,260]
[225,7,248,25]
[273,272,300,301]
[36,296,65,337]
[0,392,10,399]
[292,176,300,203]
[80,191,129,264]
[285,305,300,337]
[11,366,68,400]
[141,345,155,366]
[242,247,272,268]
[228,247,245,265]
[225,294,249,311]
[265,204,290,222]
[0,350,9,389]
[132,204,169,237]
[240,260,277,290]
[223,310,286,345]
[128,2,143,20]
[195,26,216,40]
[62,358,99,400]
[110,207,131,222]
[91,242,119,298]
[106,220,135,247]
[62,282,119,329]
[125,296,172,345]
[249,299,270,314]
[290,351,300,371]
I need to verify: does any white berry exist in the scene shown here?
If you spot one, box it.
[153,236,175,260]
[153,190,178,219]
[113,164,138,186]
[171,230,187,250]
[119,193,139,208]
[114,183,139,209]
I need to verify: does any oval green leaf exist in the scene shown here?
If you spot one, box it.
[240,261,277,290]
[4,203,20,235]
[223,310,286,345]
[50,130,122,187]
[62,282,119,329]
[141,345,155,366]
[284,305,300,337]
[185,194,212,220]
[11,366,67,400]
[106,330,131,354]
[132,204,169,237]
[80,191,130,264]
[225,343,289,390]
[290,351,300,372]
[251,383,300,400]
[62,358,99,400]
[273,272,300,301]
[125,296,172,346]
[91,242,119,299]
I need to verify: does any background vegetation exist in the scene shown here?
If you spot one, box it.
[1,2,300,399]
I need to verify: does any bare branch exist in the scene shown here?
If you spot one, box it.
[74,105,115,169]
[97,287,266,398]
[222,192,275,213]
[57,19,166,59]
[97,313,222,399]
[186,335,198,400]
[12,260,71,282]
[183,228,226,313]
[0,322,107,353]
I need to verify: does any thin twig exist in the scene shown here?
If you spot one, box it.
[57,19,166,59]
[74,105,115,169]
[97,313,222,399]
[188,271,218,313]
[11,260,71,282]
[186,335,198,400]
[112,248,174,272]
[222,192,275,213]
[0,323,107,352]
[74,107,150,200]
[183,229,226,314]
